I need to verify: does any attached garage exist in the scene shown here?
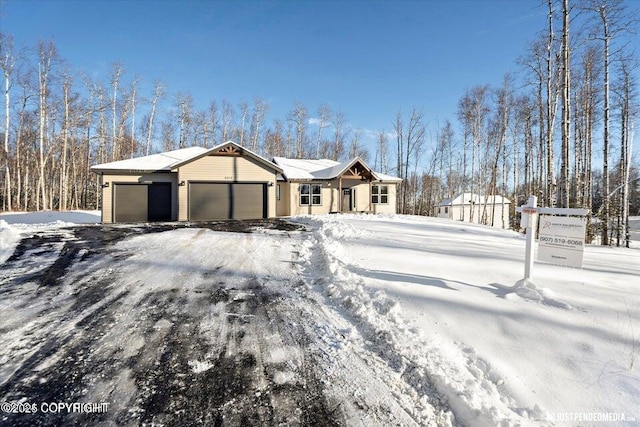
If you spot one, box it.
[91,142,282,224]
[188,182,267,221]
[113,182,172,223]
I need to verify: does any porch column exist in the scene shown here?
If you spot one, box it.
[338,177,342,211]
[369,179,373,213]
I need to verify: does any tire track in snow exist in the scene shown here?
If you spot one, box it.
[0,223,342,426]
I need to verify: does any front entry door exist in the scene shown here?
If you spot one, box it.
[342,188,352,212]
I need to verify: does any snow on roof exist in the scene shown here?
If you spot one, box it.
[273,157,402,182]
[439,192,511,206]
[91,141,282,173]
[272,157,340,180]
[374,172,403,183]
[91,146,208,172]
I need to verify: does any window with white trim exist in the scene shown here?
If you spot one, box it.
[372,185,388,204]
[300,184,322,206]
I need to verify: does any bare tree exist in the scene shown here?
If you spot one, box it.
[249,97,268,152]
[583,0,637,245]
[288,102,308,159]
[332,111,348,161]
[559,0,572,208]
[375,130,389,174]
[109,62,123,161]
[314,103,331,158]
[175,93,193,149]
[614,57,637,247]
[264,119,286,157]
[238,101,249,146]
[37,40,57,210]
[394,107,426,214]
[221,99,234,142]
[129,76,140,157]
[146,80,163,155]
[0,33,16,210]
[206,100,219,147]
[59,70,73,210]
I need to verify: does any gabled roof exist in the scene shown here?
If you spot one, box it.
[439,192,511,206]
[170,141,282,173]
[91,146,208,173]
[91,141,282,174]
[273,156,402,182]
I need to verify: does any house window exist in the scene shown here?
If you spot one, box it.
[300,184,322,206]
[312,184,322,205]
[372,185,388,204]
[276,184,281,201]
[444,206,449,214]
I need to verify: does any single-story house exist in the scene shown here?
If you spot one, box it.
[272,156,401,216]
[91,141,401,223]
[437,192,511,228]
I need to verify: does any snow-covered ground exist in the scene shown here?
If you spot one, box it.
[296,214,640,425]
[0,210,100,264]
[0,211,638,426]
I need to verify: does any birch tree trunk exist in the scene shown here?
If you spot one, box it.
[146,81,162,155]
[110,63,122,161]
[60,75,71,210]
[38,41,56,211]
[1,34,14,210]
[560,0,571,208]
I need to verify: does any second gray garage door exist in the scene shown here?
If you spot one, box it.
[189,182,266,221]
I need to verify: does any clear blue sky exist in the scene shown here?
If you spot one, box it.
[1,0,637,155]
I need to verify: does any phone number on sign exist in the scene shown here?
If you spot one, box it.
[1,401,109,414]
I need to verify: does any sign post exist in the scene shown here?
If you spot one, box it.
[516,196,589,281]
[522,196,537,280]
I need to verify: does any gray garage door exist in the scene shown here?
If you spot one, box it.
[189,183,266,221]
[114,183,171,223]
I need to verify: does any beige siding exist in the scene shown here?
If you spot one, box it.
[372,182,397,214]
[287,182,336,215]
[282,181,398,216]
[176,154,277,220]
[100,173,178,223]
[276,182,290,216]
[352,182,372,212]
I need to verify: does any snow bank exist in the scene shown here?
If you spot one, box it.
[294,213,640,426]
[296,215,550,426]
[0,210,101,225]
[0,220,21,264]
[0,211,101,264]
[490,279,573,309]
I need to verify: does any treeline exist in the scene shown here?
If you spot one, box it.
[0,35,372,213]
[0,0,638,247]
[391,0,639,247]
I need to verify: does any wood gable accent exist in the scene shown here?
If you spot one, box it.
[340,160,373,180]
[215,145,243,156]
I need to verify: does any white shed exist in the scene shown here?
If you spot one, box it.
[437,193,511,228]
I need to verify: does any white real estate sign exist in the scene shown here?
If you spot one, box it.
[537,215,587,268]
